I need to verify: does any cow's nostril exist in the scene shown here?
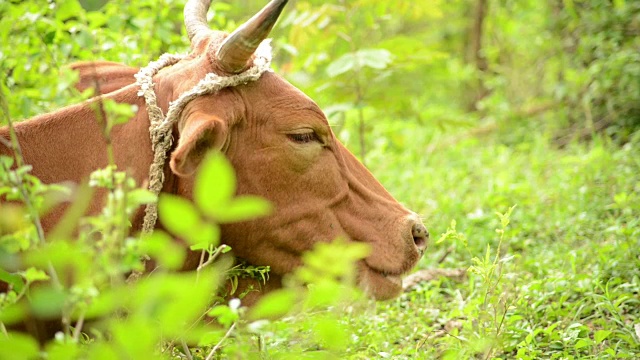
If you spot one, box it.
[411,222,429,252]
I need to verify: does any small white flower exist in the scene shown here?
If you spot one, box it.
[229,298,241,310]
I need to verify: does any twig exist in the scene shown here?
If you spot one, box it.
[72,311,86,343]
[442,329,466,343]
[181,339,193,360]
[437,245,455,264]
[0,322,7,337]
[197,245,229,276]
[402,268,467,291]
[205,322,236,360]
[0,88,46,246]
[0,86,62,291]
[0,135,11,148]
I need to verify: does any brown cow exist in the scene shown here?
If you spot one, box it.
[0,0,428,304]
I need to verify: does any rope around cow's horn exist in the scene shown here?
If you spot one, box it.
[129,40,273,279]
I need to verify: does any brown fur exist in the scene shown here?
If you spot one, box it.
[0,17,428,317]
[70,61,139,95]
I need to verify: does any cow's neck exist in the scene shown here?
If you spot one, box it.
[0,84,173,230]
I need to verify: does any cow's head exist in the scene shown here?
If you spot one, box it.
[146,0,429,300]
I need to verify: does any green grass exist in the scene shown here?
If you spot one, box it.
[323,127,640,358]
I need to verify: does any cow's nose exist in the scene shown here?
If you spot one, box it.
[411,221,429,254]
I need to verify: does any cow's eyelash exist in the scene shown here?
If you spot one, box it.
[287,132,319,144]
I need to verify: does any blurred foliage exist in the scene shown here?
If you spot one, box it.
[1,0,638,148]
[548,0,640,142]
[1,0,640,358]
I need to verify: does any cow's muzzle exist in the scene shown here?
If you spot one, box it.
[411,219,429,257]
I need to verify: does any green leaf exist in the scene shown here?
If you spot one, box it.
[0,301,26,326]
[356,48,393,70]
[129,270,220,336]
[86,342,119,360]
[127,188,156,207]
[198,330,226,347]
[305,280,343,308]
[249,288,297,320]
[574,338,592,349]
[594,330,612,343]
[140,231,185,270]
[326,49,393,78]
[158,194,202,240]
[187,222,220,250]
[214,196,272,223]
[208,305,239,327]
[102,99,137,131]
[194,152,236,217]
[30,286,66,318]
[0,332,40,360]
[326,53,357,78]
[19,267,50,283]
[0,156,14,169]
[0,268,25,293]
[45,341,81,360]
[111,318,157,360]
[313,317,348,351]
[55,0,84,22]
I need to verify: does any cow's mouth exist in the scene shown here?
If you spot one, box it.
[360,263,409,300]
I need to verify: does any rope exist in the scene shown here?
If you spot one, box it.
[134,40,273,235]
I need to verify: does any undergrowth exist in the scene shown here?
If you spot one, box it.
[1,0,639,358]
[345,126,640,359]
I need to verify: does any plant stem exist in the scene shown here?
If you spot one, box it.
[0,85,63,291]
[205,322,236,360]
[0,87,46,246]
[72,311,86,343]
[181,339,193,360]
[197,245,228,274]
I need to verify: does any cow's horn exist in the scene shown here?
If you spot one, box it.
[184,0,213,43]
[216,0,289,73]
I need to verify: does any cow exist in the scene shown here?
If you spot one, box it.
[0,0,428,307]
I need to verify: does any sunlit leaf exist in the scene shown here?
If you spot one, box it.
[19,267,50,283]
[158,194,202,241]
[0,268,25,293]
[574,338,592,349]
[198,330,226,346]
[356,48,393,70]
[326,53,356,78]
[187,222,220,249]
[0,332,40,360]
[45,341,81,360]
[195,152,236,216]
[326,48,393,78]
[30,285,66,318]
[213,196,272,223]
[594,330,612,343]
[140,231,186,270]
[313,317,348,351]
[111,318,157,360]
[127,188,156,207]
[249,288,298,320]
[208,305,239,327]
[55,0,84,22]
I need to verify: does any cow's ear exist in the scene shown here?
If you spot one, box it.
[170,114,229,177]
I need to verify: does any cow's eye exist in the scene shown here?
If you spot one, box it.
[287,132,320,144]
